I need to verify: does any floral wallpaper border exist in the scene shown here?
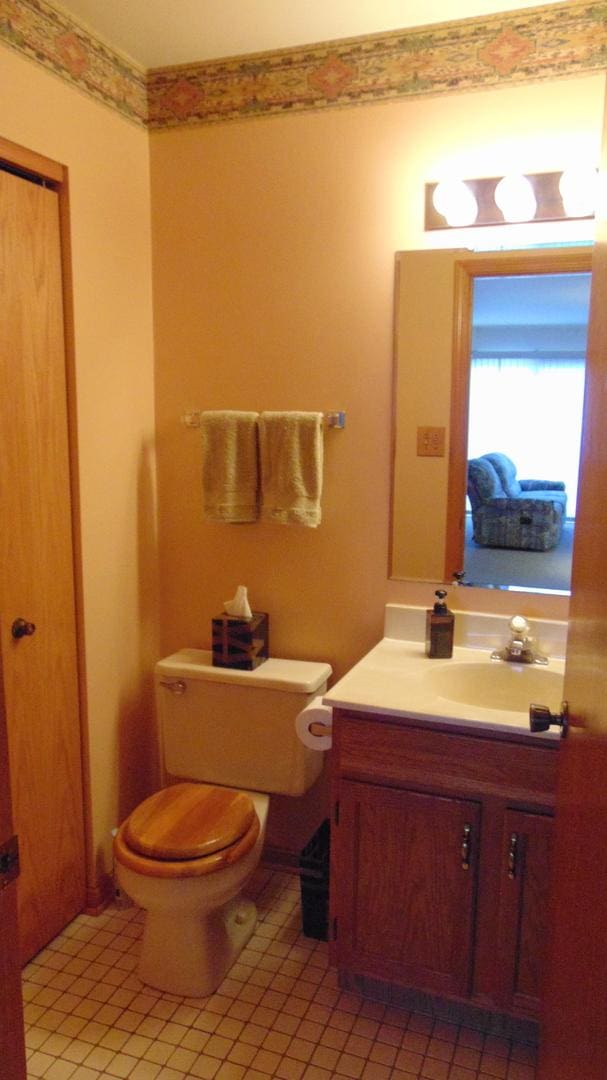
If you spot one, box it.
[0,0,605,129]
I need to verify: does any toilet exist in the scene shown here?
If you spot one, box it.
[113,648,331,997]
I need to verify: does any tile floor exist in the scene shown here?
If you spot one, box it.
[22,869,537,1080]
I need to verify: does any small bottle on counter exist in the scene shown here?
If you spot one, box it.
[426,589,454,658]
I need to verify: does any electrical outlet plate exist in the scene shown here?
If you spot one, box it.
[417,426,446,457]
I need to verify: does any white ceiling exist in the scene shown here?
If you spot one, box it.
[55,0,568,70]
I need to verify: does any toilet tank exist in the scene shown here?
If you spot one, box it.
[155,649,332,796]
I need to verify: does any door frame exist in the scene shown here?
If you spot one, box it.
[537,85,607,1078]
[0,135,95,904]
[0,641,26,1079]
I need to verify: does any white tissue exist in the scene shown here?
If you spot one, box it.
[224,585,252,618]
[295,696,333,751]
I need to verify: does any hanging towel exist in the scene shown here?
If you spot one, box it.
[200,411,259,523]
[259,411,324,527]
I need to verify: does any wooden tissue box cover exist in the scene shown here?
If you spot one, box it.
[212,612,269,670]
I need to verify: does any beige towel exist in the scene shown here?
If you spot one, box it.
[201,411,259,523]
[259,411,324,527]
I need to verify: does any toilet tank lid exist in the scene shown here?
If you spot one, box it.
[156,649,332,694]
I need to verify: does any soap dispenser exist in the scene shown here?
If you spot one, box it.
[426,589,454,658]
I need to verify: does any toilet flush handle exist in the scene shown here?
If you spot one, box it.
[159,679,187,695]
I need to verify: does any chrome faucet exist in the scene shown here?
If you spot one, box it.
[491,616,548,665]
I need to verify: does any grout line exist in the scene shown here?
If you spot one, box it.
[21,868,537,1080]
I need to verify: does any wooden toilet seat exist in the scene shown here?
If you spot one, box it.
[113,782,260,879]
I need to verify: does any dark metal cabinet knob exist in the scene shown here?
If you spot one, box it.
[11,618,36,639]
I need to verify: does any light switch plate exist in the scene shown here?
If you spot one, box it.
[417,426,446,457]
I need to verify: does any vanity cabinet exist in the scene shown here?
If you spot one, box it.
[330,710,557,1020]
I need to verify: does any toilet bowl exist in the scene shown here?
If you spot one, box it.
[113,648,331,997]
[114,782,269,997]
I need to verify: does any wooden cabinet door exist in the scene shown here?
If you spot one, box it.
[494,809,554,1017]
[336,780,480,997]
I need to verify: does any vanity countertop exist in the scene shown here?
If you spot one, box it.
[323,635,564,741]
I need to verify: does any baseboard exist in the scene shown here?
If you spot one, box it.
[84,872,114,916]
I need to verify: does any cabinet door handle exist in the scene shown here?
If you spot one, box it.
[507,833,519,879]
[461,823,472,870]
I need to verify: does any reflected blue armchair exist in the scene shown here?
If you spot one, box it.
[467,452,566,551]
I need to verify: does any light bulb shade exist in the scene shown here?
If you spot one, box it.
[432,180,478,227]
[494,174,537,223]
[559,166,599,218]
[425,170,598,230]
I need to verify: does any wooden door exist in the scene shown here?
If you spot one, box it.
[538,94,607,1079]
[338,780,480,997]
[494,809,553,1018]
[0,659,26,1079]
[0,166,85,963]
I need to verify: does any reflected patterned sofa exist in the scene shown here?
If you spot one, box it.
[467,452,567,551]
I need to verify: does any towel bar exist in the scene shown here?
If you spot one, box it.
[181,410,346,429]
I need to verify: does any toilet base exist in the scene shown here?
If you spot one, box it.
[138,896,258,997]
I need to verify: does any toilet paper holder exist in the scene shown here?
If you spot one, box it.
[308,720,331,737]
[296,696,333,751]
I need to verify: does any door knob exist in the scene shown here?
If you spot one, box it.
[11,618,36,640]
[529,700,569,736]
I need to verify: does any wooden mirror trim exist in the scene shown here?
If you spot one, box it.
[444,261,473,583]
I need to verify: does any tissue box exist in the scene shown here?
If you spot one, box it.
[212,612,269,670]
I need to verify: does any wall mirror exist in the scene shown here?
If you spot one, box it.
[390,246,592,594]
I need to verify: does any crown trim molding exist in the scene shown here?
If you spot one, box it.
[0,0,605,129]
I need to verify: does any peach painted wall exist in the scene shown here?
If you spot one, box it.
[0,47,159,885]
[150,74,604,851]
[1,43,602,879]
[151,73,604,665]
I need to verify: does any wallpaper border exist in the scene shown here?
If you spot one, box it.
[0,0,148,124]
[0,0,605,129]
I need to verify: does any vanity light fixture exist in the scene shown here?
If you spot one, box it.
[425,168,598,230]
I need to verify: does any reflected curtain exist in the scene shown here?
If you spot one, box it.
[467,355,585,516]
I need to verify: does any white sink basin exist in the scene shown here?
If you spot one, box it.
[323,636,566,737]
[421,661,564,714]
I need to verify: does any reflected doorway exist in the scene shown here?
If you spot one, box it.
[463,270,591,592]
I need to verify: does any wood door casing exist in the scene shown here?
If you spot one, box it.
[337,780,480,998]
[0,656,26,1079]
[538,86,607,1080]
[540,734,607,1078]
[0,167,85,963]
